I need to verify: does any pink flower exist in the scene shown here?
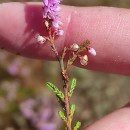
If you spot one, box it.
[56,29,64,36]
[35,34,46,44]
[42,0,64,36]
[88,47,96,56]
[71,43,79,51]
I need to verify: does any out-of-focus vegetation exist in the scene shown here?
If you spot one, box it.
[0,0,130,130]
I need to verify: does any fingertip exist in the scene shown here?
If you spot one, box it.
[85,103,130,130]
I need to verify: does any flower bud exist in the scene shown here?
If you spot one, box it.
[35,34,46,44]
[88,47,96,56]
[71,43,79,51]
[80,55,88,66]
[45,20,49,28]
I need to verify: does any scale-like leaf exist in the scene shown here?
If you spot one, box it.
[71,78,76,90]
[68,78,77,97]
[58,111,66,121]
[73,121,81,130]
[46,82,64,99]
[70,104,76,117]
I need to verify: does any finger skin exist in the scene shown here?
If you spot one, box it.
[85,104,130,130]
[0,3,130,74]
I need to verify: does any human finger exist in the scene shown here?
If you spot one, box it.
[84,103,130,130]
[0,3,130,74]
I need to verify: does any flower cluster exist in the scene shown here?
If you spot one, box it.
[42,0,62,29]
[36,0,63,44]
[70,43,96,66]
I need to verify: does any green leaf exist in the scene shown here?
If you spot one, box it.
[56,95,65,107]
[58,111,66,121]
[74,121,81,130]
[71,78,77,90]
[46,82,64,99]
[68,78,77,97]
[70,104,76,117]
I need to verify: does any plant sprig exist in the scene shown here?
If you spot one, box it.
[35,0,96,129]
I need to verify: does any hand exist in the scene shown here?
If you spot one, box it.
[0,3,130,130]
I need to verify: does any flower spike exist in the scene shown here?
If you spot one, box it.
[42,0,62,29]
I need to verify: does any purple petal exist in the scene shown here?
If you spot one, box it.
[43,0,48,6]
[52,20,59,28]
[42,0,62,30]
[56,30,64,36]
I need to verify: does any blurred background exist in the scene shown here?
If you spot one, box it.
[0,0,130,130]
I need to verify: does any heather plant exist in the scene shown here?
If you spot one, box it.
[1,1,130,130]
[35,0,96,130]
